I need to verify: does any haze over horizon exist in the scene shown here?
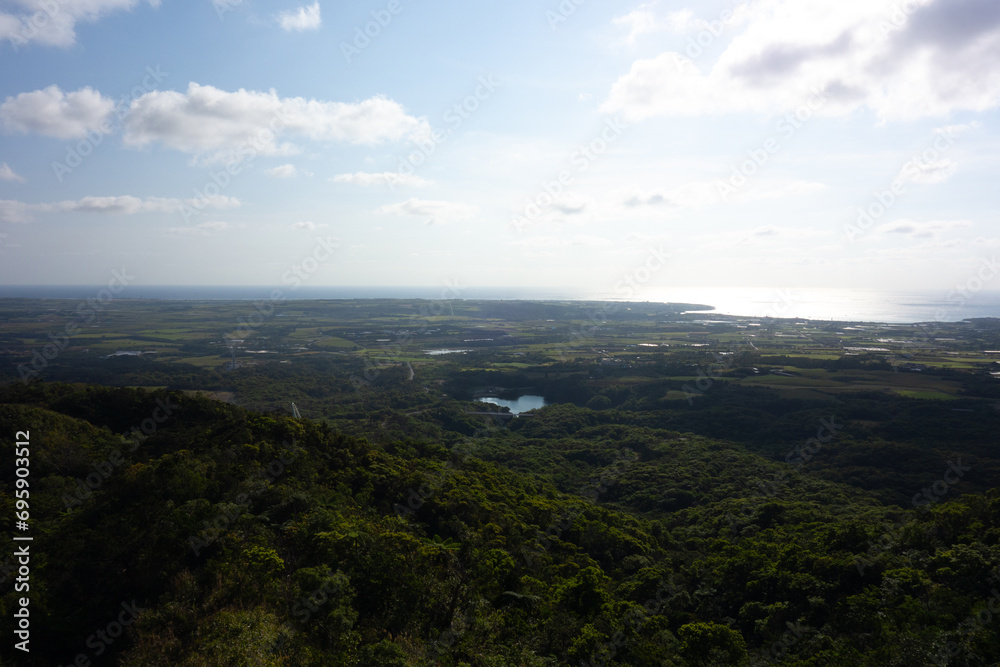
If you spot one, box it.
[1,0,999,297]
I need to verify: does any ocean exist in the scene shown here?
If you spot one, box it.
[594,287,1000,324]
[1,285,998,324]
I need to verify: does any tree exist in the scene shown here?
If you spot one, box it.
[678,622,748,666]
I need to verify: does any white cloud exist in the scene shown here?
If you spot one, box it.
[0,0,160,49]
[0,199,32,224]
[875,218,972,238]
[613,4,704,44]
[897,157,957,185]
[664,9,701,33]
[550,192,592,216]
[279,2,321,32]
[0,162,25,183]
[0,194,238,222]
[891,124,977,186]
[292,221,329,230]
[739,180,829,202]
[0,86,115,139]
[748,225,780,238]
[622,182,716,209]
[614,3,666,44]
[124,83,430,163]
[603,0,1000,121]
[166,221,231,236]
[741,225,831,243]
[570,235,611,247]
[508,235,612,249]
[376,198,480,224]
[265,164,310,178]
[187,194,240,210]
[695,224,832,247]
[331,171,432,187]
[628,0,762,42]
[52,194,239,214]
[860,238,967,261]
[514,192,602,227]
[938,122,981,137]
[516,179,825,232]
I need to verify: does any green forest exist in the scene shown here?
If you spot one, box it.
[1,299,1000,665]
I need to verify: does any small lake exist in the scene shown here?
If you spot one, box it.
[477,395,547,414]
[424,349,473,356]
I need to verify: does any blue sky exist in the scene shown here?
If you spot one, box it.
[1,0,999,298]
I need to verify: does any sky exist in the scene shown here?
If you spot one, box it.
[1,0,999,298]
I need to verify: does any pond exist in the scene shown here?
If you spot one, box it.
[477,395,547,414]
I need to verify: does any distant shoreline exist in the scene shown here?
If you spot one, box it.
[1,286,999,324]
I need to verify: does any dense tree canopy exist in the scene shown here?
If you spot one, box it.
[2,382,999,665]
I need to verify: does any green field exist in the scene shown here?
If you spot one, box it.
[2,297,997,411]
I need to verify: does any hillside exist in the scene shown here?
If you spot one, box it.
[2,383,1000,665]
